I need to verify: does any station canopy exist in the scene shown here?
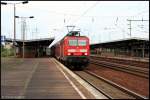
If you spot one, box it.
[90,37,149,49]
[5,38,54,46]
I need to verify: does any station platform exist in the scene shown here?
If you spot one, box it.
[1,57,106,99]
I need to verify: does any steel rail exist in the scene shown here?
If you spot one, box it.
[90,59,149,78]
[74,71,113,99]
[90,55,149,68]
[85,70,148,99]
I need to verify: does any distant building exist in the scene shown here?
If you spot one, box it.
[90,37,149,58]
[5,38,54,58]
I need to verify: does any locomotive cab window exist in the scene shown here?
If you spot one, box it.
[78,40,86,46]
[68,39,87,46]
[68,40,78,46]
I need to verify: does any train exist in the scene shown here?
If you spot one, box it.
[51,31,90,70]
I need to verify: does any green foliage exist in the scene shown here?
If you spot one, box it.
[1,47,14,57]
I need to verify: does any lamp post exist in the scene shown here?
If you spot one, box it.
[1,1,28,57]
[15,16,34,58]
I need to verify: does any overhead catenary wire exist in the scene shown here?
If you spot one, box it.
[51,1,99,34]
[48,1,100,48]
[69,1,99,27]
[16,2,149,34]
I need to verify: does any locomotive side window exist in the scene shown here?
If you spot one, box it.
[69,40,78,46]
[78,40,86,46]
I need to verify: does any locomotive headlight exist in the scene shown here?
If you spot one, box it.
[84,53,88,55]
[68,52,71,55]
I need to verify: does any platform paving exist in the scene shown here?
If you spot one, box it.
[1,58,84,99]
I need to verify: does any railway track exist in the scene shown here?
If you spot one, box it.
[90,55,149,68]
[90,59,149,78]
[74,70,148,99]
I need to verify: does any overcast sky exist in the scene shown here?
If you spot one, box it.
[1,1,149,46]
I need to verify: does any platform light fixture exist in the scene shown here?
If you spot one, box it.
[1,1,29,57]
[15,16,34,58]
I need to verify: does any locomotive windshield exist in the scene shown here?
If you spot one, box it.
[68,39,86,46]
[69,40,78,46]
[78,40,86,46]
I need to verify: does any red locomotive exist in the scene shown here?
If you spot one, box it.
[52,31,90,70]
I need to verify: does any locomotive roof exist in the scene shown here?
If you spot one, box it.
[49,30,87,48]
[65,35,88,38]
[54,35,88,46]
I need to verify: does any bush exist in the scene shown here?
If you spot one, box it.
[1,47,14,57]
